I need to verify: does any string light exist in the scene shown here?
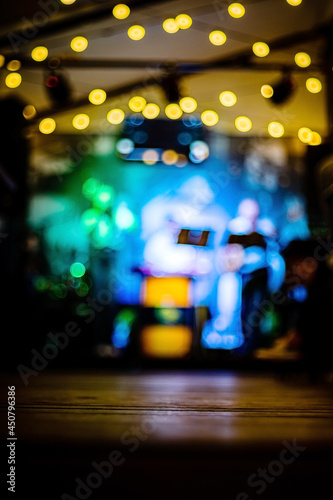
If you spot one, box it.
[201,110,219,126]
[163,18,179,33]
[295,52,311,68]
[306,78,322,93]
[235,116,252,132]
[0,55,5,67]
[179,97,197,113]
[5,73,22,88]
[209,30,227,46]
[175,14,192,29]
[268,121,284,138]
[129,96,146,112]
[252,42,270,57]
[219,91,237,107]
[60,0,76,4]
[107,108,125,124]
[298,127,312,143]
[70,36,88,52]
[309,131,322,146]
[72,114,90,130]
[39,118,56,134]
[112,4,130,19]
[23,105,37,120]
[89,89,107,105]
[31,46,48,62]
[286,0,302,6]
[165,103,183,120]
[228,3,245,18]
[128,25,145,40]
[261,85,274,98]
[6,60,21,71]
[142,103,160,119]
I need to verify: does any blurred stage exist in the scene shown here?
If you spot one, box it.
[2,368,333,499]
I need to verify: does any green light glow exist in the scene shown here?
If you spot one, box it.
[70,262,86,278]
[81,208,101,231]
[52,284,68,298]
[115,202,135,230]
[92,215,113,248]
[93,185,115,209]
[75,282,90,296]
[82,178,100,200]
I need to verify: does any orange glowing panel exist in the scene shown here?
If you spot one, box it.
[141,276,192,307]
[140,325,192,358]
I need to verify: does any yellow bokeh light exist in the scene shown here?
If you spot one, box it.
[5,72,22,88]
[129,96,146,112]
[0,55,5,68]
[112,4,130,20]
[70,36,88,52]
[72,114,90,130]
[295,52,311,68]
[309,131,322,146]
[268,122,285,138]
[209,30,227,46]
[142,103,160,119]
[140,325,192,358]
[306,78,322,93]
[261,84,274,98]
[162,149,178,165]
[228,3,245,18]
[39,118,56,134]
[219,91,237,107]
[89,89,107,105]
[31,46,48,62]
[179,97,197,113]
[23,105,37,120]
[163,18,179,34]
[165,103,183,120]
[60,0,76,4]
[252,42,270,57]
[235,116,252,132]
[142,149,159,165]
[128,25,145,40]
[286,0,302,5]
[107,108,125,124]
[7,60,21,71]
[298,127,313,143]
[201,110,219,127]
[175,14,192,29]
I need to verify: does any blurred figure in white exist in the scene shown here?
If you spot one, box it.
[202,198,285,350]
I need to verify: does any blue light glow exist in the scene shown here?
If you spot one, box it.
[115,202,135,230]
[288,285,308,303]
[201,319,244,350]
[177,132,192,145]
[111,309,136,349]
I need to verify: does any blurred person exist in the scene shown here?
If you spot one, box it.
[296,151,333,380]
[201,198,285,351]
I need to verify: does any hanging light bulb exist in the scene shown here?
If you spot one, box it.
[112,4,130,19]
[209,30,227,46]
[219,91,237,107]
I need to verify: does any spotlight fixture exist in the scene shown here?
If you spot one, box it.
[270,75,296,105]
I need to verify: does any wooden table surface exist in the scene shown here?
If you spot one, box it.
[1,368,333,499]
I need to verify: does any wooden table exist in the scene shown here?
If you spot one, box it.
[1,368,333,499]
